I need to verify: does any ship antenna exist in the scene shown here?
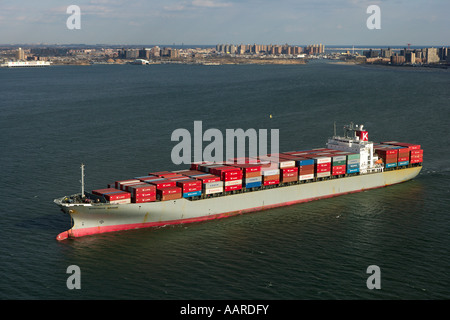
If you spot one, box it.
[80,163,85,198]
[334,121,336,137]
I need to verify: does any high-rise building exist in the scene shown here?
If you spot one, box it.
[381,48,392,58]
[16,47,25,60]
[405,51,416,64]
[425,48,440,64]
[438,47,448,61]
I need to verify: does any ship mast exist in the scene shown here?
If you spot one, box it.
[80,163,85,198]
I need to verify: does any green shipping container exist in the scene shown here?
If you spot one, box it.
[332,160,347,166]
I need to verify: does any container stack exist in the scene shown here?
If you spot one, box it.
[146,179,181,201]
[334,152,360,173]
[202,180,224,195]
[280,167,298,183]
[295,158,315,181]
[92,188,131,204]
[262,168,280,186]
[330,154,347,176]
[128,184,156,203]
[393,147,410,167]
[274,157,297,183]
[410,149,423,164]
[176,179,202,198]
[312,156,332,178]
[374,147,398,168]
[233,163,263,189]
[156,186,182,201]
[379,141,422,167]
[210,166,243,192]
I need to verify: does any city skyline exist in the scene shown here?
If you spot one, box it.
[1,0,449,46]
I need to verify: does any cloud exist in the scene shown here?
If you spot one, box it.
[163,3,187,11]
[192,0,232,8]
[162,0,232,13]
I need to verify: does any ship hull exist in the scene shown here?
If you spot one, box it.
[55,166,422,240]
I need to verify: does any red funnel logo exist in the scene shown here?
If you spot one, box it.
[359,131,368,141]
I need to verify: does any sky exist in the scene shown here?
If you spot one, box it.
[0,0,449,46]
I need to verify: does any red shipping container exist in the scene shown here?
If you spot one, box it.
[316,162,331,168]
[182,185,202,193]
[105,192,130,201]
[223,174,243,181]
[194,175,221,183]
[398,156,409,162]
[138,176,161,182]
[157,186,182,195]
[382,142,421,150]
[244,171,262,178]
[410,158,423,163]
[134,191,156,198]
[332,165,346,172]
[162,174,184,179]
[316,166,331,173]
[179,170,204,176]
[410,154,423,160]
[282,172,297,178]
[160,193,182,201]
[224,184,242,192]
[176,179,202,188]
[132,196,156,203]
[220,169,242,177]
[209,166,234,174]
[148,179,176,189]
[128,184,156,192]
[282,167,298,174]
[263,174,280,181]
[148,171,174,177]
[282,176,298,183]
[233,163,262,173]
[410,149,423,155]
[92,188,119,195]
[263,180,280,186]
[375,148,398,156]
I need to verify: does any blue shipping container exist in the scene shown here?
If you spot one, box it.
[347,168,360,174]
[182,190,202,198]
[245,181,262,189]
[398,161,409,167]
[347,163,360,169]
[385,162,397,168]
[296,159,314,166]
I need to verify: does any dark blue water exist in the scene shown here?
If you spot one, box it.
[0,61,449,300]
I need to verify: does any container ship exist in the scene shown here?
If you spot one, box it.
[54,123,423,240]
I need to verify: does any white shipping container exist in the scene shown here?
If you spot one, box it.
[224,179,242,186]
[203,181,223,189]
[246,176,262,183]
[332,155,346,162]
[316,172,331,178]
[109,198,131,205]
[262,169,280,176]
[347,159,360,164]
[279,161,296,168]
[299,174,314,180]
[315,157,331,164]
[205,187,224,195]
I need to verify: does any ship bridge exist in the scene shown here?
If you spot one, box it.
[327,122,382,174]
